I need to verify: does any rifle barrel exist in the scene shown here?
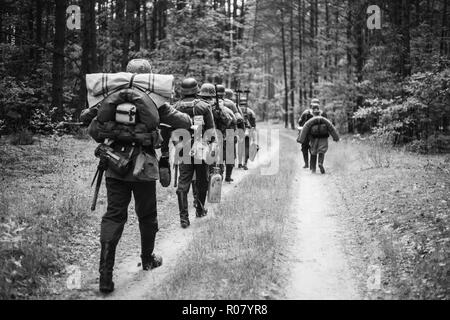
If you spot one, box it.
[91,169,104,211]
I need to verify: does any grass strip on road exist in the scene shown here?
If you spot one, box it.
[153,131,297,300]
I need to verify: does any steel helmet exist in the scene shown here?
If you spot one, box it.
[311,98,320,107]
[180,77,199,96]
[126,59,152,74]
[198,83,216,98]
[224,88,234,100]
[216,85,225,98]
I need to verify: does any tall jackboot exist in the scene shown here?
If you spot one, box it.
[310,154,317,173]
[139,224,163,270]
[225,164,234,182]
[302,148,309,169]
[99,241,117,294]
[318,153,325,174]
[176,191,190,228]
[192,180,198,209]
[195,183,208,218]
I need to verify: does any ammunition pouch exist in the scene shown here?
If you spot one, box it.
[96,121,163,148]
[132,151,159,181]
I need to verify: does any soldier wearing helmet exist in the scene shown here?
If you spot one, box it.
[216,85,241,182]
[237,95,257,170]
[297,98,327,169]
[126,58,152,74]
[173,78,215,228]
[84,58,192,294]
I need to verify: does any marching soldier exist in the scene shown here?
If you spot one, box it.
[196,83,234,179]
[238,96,257,170]
[297,98,327,169]
[298,104,339,174]
[216,85,239,182]
[173,78,215,229]
[83,59,192,293]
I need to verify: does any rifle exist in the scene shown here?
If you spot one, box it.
[90,160,105,211]
[214,84,221,111]
[244,87,250,102]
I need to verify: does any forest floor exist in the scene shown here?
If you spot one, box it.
[0,123,449,300]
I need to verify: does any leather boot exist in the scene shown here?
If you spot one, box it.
[99,241,117,294]
[176,191,190,228]
[310,155,317,173]
[191,180,198,209]
[141,253,163,271]
[318,153,325,174]
[225,164,234,182]
[302,149,309,168]
[196,185,208,218]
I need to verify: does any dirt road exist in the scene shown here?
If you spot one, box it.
[52,126,367,300]
[279,132,364,299]
[71,129,276,300]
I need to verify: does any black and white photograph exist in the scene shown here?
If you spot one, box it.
[0,0,449,308]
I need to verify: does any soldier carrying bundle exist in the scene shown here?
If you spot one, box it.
[80,59,192,294]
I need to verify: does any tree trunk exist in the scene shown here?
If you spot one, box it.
[280,4,289,128]
[150,1,157,50]
[289,1,295,129]
[298,0,304,111]
[440,0,448,56]
[80,0,98,114]
[35,0,43,63]
[346,1,352,83]
[143,0,149,49]
[51,0,67,121]
[122,0,134,69]
[134,0,141,51]
[401,0,411,77]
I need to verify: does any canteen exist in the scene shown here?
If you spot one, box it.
[208,167,222,203]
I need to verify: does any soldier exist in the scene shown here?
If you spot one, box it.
[298,104,339,174]
[174,78,215,228]
[84,59,192,293]
[238,96,257,170]
[297,98,327,169]
[197,83,234,178]
[216,85,239,182]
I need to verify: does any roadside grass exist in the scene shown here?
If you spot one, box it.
[328,136,450,299]
[0,136,98,299]
[154,134,296,300]
[0,179,91,299]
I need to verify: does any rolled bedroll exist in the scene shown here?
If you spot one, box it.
[86,72,174,108]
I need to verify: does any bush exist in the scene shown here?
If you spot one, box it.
[405,134,450,154]
[10,129,34,146]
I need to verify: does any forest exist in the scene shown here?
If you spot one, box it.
[1,0,450,301]
[1,0,449,153]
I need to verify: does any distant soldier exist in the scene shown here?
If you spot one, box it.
[238,96,257,170]
[299,105,339,174]
[173,78,215,228]
[297,98,327,168]
[217,85,239,182]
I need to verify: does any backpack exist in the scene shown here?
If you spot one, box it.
[93,87,162,147]
[175,99,206,131]
[310,118,329,138]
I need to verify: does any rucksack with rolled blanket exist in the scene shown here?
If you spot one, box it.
[83,72,173,183]
[309,118,330,139]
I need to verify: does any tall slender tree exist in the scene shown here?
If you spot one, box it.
[51,0,67,121]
